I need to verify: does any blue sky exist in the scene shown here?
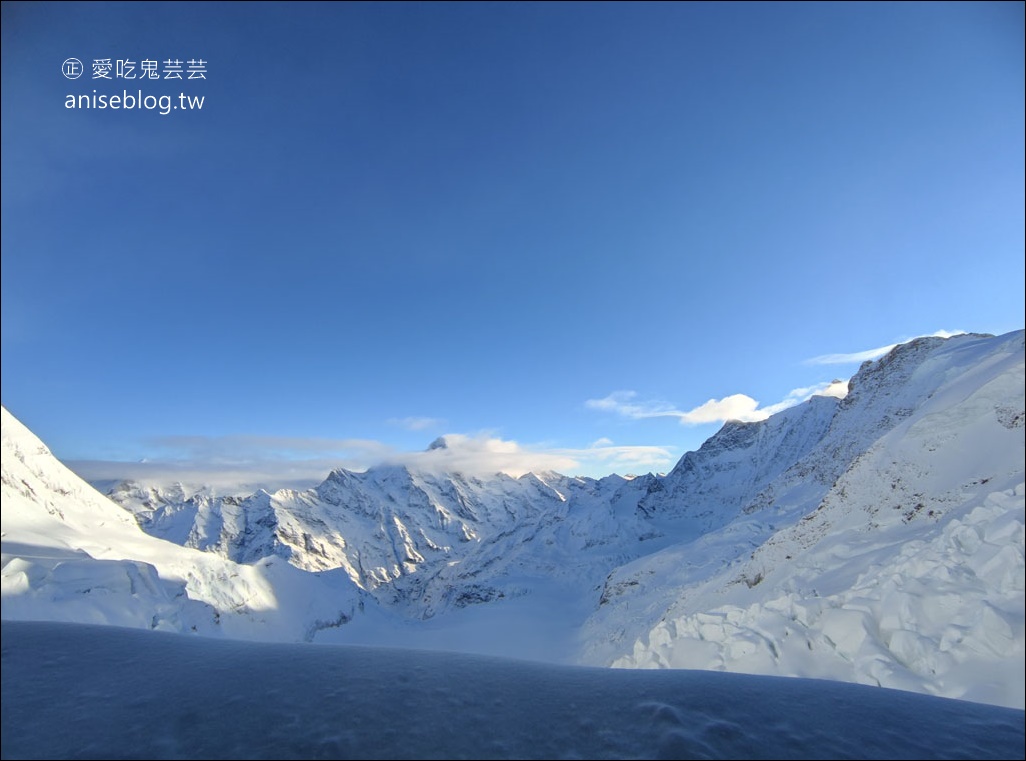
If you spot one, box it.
[2,2,1023,484]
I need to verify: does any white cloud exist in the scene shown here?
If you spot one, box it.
[585,391,684,420]
[757,379,851,417]
[805,330,965,366]
[587,390,768,425]
[67,458,354,494]
[817,379,851,399]
[144,434,392,463]
[589,331,966,432]
[805,345,896,366]
[587,381,851,429]
[390,434,676,478]
[388,434,578,477]
[68,434,399,493]
[573,442,677,474]
[68,430,680,491]
[387,416,446,431]
[676,394,766,424]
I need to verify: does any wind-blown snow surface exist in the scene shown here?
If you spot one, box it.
[2,330,1024,712]
[2,620,1022,761]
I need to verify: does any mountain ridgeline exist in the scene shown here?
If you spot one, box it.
[3,330,1023,708]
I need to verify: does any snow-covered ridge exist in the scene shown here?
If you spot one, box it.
[3,330,1023,708]
[600,331,1025,708]
[1,406,367,641]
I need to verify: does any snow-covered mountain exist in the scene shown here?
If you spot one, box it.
[0,406,368,641]
[592,330,1025,709]
[3,330,1023,709]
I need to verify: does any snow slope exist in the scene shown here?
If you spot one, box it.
[2,620,1022,761]
[106,465,638,607]
[600,332,1025,708]
[1,406,367,641]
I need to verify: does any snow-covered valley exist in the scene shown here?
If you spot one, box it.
[2,330,1024,737]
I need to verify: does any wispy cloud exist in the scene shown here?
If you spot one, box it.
[805,330,965,366]
[585,391,688,421]
[586,390,768,425]
[587,380,850,428]
[69,434,398,493]
[67,457,357,494]
[68,431,679,492]
[757,380,850,417]
[388,434,676,478]
[387,434,578,477]
[144,434,392,463]
[570,439,677,475]
[588,331,966,431]
[387,416,446,431]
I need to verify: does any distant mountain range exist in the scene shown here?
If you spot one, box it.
[3,330,1023,708]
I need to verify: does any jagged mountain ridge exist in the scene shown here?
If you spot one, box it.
[109,333,1017,622]
[591,330,1025,707]
[3,330,1022,707]
[109,464,643,615]
[105,397,855,619]
[0,407,368,642]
